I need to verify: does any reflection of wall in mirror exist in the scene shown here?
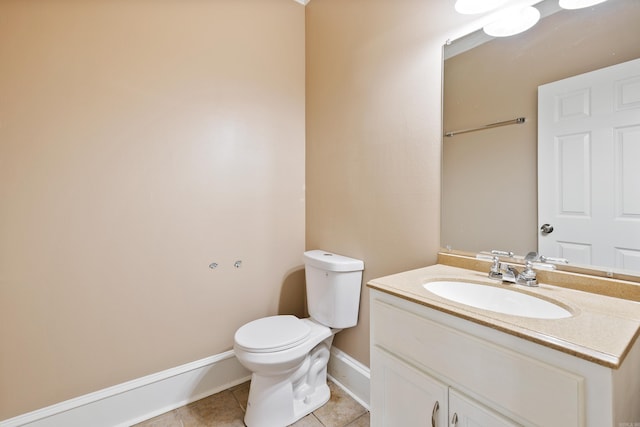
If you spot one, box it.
[442,0,640,258]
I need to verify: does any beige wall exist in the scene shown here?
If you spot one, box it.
[442,0,640,255]
[305,0,471,366]
[0,0,505,419]
[0,0,305,419]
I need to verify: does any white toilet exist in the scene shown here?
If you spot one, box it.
[233,250,365,427]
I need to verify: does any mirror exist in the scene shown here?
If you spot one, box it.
[441,0,640,277]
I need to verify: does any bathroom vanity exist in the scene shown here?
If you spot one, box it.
[368,257,640,427]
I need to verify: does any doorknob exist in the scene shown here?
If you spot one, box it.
[540,223,554,234]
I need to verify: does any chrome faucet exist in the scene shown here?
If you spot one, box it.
[484,251,541,287]
[500,264,520,283]
[495,262,538,287]
[482,250,566,287]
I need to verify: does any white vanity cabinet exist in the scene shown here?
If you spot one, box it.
[372,346,518,427]
[370,289,640,427]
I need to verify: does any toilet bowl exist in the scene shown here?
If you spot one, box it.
[233,250,364,427]
[235,317,335,427]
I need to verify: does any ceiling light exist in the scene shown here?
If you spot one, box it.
[483,5,541,37]
[559,0,608,9]
[455,0,509,15]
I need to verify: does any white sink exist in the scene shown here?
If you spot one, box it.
[423,281,572,319]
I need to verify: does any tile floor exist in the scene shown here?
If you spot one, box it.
[134,380,369,427]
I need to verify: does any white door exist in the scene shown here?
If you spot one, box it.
[449,389,520,427]
[370,347,448,427]
[538,58,640,271]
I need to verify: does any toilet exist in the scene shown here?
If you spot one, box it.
[233,250,365,427]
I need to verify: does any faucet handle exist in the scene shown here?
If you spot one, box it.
[539,255,569,264]
[489,256,503,280]
[530,262,556,271]
[516,261,538,287]
[477,254,503,279]
[491,249,515,258]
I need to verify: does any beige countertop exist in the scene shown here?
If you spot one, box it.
[367,263,640,368]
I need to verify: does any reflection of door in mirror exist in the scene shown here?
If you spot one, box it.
[538,58,640,271]
[442,0,640,275]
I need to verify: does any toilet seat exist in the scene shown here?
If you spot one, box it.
[235,315,311,353]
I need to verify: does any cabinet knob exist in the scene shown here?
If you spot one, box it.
[431,401,439,427]
[451,412,458,425]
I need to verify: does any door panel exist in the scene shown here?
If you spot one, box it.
[370,347,447,427]
[449,389,520,427]
[538,58,640,270]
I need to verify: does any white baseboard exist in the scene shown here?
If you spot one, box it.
[0,351,251,427]
[327,347,370,410]
[1,346,370,427]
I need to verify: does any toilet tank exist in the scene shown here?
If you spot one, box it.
[303,250,365,329]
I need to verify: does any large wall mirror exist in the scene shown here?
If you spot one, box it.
[442,0,640,278]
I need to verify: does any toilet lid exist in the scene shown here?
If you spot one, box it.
[235,315,311,353]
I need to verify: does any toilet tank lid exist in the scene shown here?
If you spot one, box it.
[303,250,364,272]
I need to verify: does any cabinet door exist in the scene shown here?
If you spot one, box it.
[371,346,448,427]
[449,389,520,427]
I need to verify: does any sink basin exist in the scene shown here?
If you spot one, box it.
[423,281,572,319]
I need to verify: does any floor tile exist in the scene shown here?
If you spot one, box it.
[133,409,182,427]
[230,381,250,412]
[178,390,245,427]
[311,382,367,427]
[345,412,370,427]
[289,413,324,427]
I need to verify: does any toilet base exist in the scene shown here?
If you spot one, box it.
[244,337,333,427]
